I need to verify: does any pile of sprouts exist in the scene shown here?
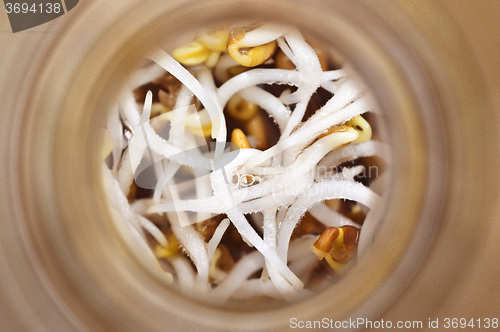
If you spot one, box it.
[102,23,389,303]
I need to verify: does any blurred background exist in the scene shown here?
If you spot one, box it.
[1,1,499,330]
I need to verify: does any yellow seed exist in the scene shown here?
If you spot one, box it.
[154,234,180,258]
[199,29,229,52]
[205,51,221,68]
[185,109,212,137]
[184,124,211,137]
[231,128,252,149]
[158,108,213,137]
[346,115,372,144]
[172,42,211,66]
[331,227,345,253]
[319,125,359,151]
[325,254,346,274]
[226,94,259,121]
[227,28,277,67]
[318,125,355,140]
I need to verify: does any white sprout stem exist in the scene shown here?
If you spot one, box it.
[322,70,347,82]
[147,167,312,215]
[277,37,297,66]
[308,203,361,228]
[106,106,123,174]
[262,210,277,286]
[209,166,303,289]
[238,87,290,131]
[147,195,221,214]
[263,210,277,251]
[128,62,166,90]
[279,30,322,105]
[139,92,173,195]
[278,82,366,166]
[277,179,381,263]
[168,84,192,146]
[210,249,265,302]
[280,98,311,166]
[321,81,339,94]
[162,165,210,292]
[207,218,230,261]
[232,280,281,300]
[116,149,135,195]
[319,140,391,168]
[197,67,220,106]
[147,171,305,215]
[214,53,239,83]
[262,209,298,299]
[288,254,318,288]
[152,161,180,204]
[166,212,210,292]
[168,255,196,290]
[194,169,214,223]
[116,91,154,194]
[358,173,390,250]
[147,127,359,215]
[225,205,303,289]
[152,84,195,204]
[106,166,142,233]
[357,207,381,259]
[238,23,289,47]
[130,198,153,215]
[105,24,390,302]
[136,214,168,247]
[141,123,212,170]
[148,48,226,157]
[102,166,160,267]
[282,98,309,138]
[217,69,302,107]
[119,93,141,129]
[314,79,364,120]
[245,95,370,169]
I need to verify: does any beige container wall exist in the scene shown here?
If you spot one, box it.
[1,1,499,331]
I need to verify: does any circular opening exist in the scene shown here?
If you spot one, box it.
[101,19,392,306]
[15,0,487,330]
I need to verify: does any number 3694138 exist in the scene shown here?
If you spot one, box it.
[5,2,62,14]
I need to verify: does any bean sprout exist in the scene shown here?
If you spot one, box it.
[104,23,389,302]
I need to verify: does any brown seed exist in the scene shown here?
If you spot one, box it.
[196,214,225,242]
[312,227,339,260]
[330,226,360,264]
[275,49,295,70]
